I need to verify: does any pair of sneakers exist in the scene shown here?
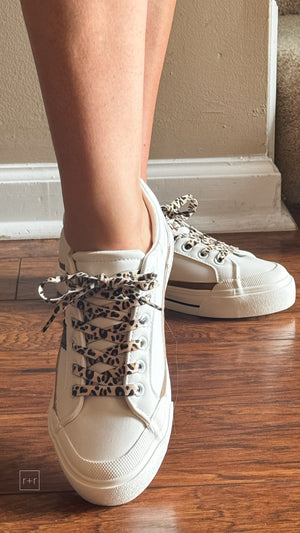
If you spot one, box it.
[40,180,295,506]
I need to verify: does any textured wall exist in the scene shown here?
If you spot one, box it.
[0,0,271,164]
[151,0,270,159]
[0,0,54,162]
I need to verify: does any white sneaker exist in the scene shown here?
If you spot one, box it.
[39,181,174,506]
[162,194,296,318]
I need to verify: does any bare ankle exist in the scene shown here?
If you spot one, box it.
[63,199,152,254]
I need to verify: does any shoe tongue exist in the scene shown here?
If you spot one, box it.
[72,249,145,276]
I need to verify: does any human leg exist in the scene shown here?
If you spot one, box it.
[141,0,177,181]
[21,0,150,252]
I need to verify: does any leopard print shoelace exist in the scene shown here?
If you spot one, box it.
[39,271,160,398]
[161,194,238,262]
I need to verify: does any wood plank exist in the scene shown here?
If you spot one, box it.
[0,404,299,493]
[165,309,300,344]
[0,225,299,529]
[1,484,300,532]
[17,257,58,300]
[0,369,56,415]
[2,396,300,494]
[2,337,300,410]
[0,414,70,495]
[0,259,20,301]
[0,349,57,373]
[0,239,58,259]
[0,300,62,352]
[1,309,299,409]
[213,228,300,255]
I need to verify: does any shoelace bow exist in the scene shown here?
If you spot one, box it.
[39,271,160,398]
[161,194,238,262]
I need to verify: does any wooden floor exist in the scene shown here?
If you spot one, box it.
[0,222,300,532]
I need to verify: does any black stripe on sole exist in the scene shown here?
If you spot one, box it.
[165,297,200,309]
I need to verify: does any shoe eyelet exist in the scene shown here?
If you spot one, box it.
[214,255,225,265]
[139,313,150,326]
[137,360,146,374]
[198,248,209,259]
[139,336,148,350]
[181,241,193,252]
[136,383,145,396]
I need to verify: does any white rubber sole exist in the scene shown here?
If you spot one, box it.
[165,273,296,318]
[48,400,173,506]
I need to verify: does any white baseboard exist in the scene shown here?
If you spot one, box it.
[0,157,296,240]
